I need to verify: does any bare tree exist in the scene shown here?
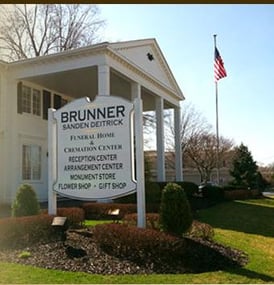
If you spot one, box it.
[164,103,234,182]
[185,133,234,182]
[0,4,105,61]
[165,102,212,152]
[164,102,212,172]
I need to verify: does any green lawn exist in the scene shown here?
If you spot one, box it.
[83,219,113,226]
[0,198,274,283]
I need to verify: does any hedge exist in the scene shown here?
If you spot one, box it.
[123,213,160,230]
[0,207,85,249]
[224,189,260,200]
[201,185,225,202]
[56,207,85,227]
[0,214,54,249]
[93,223,184,265]
[92,223,245,273]
[155,181,199,199]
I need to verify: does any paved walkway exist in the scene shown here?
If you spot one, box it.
[262,192,274,198]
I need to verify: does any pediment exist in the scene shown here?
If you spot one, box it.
[109,39,183,98]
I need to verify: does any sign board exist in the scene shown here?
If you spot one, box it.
[51,96,136,200]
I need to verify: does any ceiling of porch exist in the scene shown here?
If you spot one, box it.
[23,66,175,112]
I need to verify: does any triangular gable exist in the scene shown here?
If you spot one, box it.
[109,39,184,99]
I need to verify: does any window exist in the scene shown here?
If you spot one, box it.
[18,82,69,119]
[22,85,31,114]
[43,90,51,120]
[18,83,41,116]
[54,94,62,109]
[22,145,42,181]
[32,89,41,116]
[61,98,68,107]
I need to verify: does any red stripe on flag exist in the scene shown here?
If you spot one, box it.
[214,47,227,82]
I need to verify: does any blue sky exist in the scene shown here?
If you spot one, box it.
[98,4,274,166]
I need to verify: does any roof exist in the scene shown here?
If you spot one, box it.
[4,38,184,101]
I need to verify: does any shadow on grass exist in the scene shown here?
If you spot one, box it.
[198,199,274,238]
[228,267,274,283]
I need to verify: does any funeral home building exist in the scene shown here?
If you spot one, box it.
[0,38,184,204]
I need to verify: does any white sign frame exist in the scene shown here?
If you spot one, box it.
[49,96,136,199]
[48,96,146,227]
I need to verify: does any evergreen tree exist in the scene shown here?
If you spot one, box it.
[159,183,192,236]
[12,184,40,217]
[230,143,258,188]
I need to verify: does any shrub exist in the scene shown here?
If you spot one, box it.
[123,214,214,241]
[93,223,246,273]
[113,182,161,206]
[123,213,160,230]
[201,185,224,203]
[159,183,193,236]
[0,207,85,249]
[0,214,54,249]
[156,181,169,190]
[145,182,162,204]
[223,184,244,191]
[12,184,40,217]
[146,203,160,213]
[223,189,259,200]
[186,220,215,241]
[154,181,199,202]
[57,207,85,228]
[175,181,199,198]
[93,223,185,265]
[113,193,137,204]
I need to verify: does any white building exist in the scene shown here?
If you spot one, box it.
[0,38,184,204]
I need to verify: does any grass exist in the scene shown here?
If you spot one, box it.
[18,251,32,259]
[83,219,112,226]
[197,198,274,283]
[0,198,274,283]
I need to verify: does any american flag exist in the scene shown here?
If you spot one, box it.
[214,47,227,82]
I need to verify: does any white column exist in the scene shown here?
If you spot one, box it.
[156,96,165,181]
[132,82,146,228]
[174,106,183,181]
[6,81,19,203]
[0,75,7,203]
[98,64,110,96]
[48,108,57,215]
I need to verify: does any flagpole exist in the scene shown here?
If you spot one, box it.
[214,34,220,185]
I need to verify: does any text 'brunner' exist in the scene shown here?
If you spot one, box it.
[61,105,125,123]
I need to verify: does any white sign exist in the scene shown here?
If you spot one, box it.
[52,96,136,200]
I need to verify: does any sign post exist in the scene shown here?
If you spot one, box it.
[48,108,57,215]
[134,97,146,228]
